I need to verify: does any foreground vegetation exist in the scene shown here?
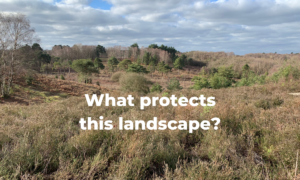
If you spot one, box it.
[0,76,300,179]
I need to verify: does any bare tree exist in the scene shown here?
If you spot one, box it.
[0,13,39,97]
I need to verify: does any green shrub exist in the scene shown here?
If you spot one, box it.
[242,64,250,71]
[107,57,119,72]
[167,78,183,91]
[209,67,218,75]
[118,59,132,70]
[210,73,232,89]
[291,67,300,80]
[218,66,235,81]
[119,73,152,94]
[60,75,65,80]
[271,66,300,82]
[150,84,163,93]
[236,72,267,87]
[191,76,210,90]
[126,63,149,74]
[55,75,58,79]
[94,57,105,70]
[72,59,98,75]
[111,72,125,82]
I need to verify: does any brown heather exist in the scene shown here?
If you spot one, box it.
[0,78,300,179]
[0,49,300,179]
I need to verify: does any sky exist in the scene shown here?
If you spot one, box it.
[0,0,300,55]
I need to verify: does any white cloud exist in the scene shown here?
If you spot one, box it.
[61,0,92,5]
[0,0,300,54]
[40,0,54,3]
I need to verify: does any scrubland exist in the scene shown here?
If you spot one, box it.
[0,52,300,179]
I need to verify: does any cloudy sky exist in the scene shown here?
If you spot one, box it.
[1,0,300,54]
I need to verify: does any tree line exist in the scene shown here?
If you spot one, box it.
[0,13,199,97]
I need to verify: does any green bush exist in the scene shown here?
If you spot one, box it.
[218,66,235,81]
[107,57,119,72]
[126,63,149,74]
[118,59,132,70]
[191,76,210,90]
[55,75,58,79]
[94,57,105,70]
[210,73,232,89]
[111,72,125,82]
[72,59,98,83]
[236,72,267,87]
[72,59,98,75]
[150,84,163,93]
[167,78,183,91]
[192,64,269,89]
[119,73,152,94]
[271,66,300,82]
[60,75,65,80]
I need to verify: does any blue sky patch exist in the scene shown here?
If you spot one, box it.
[89,0,112,10]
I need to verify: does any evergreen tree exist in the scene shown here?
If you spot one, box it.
[143,52,151,65]
[96,45,106,57]
[94,57,105,70]
[127,63,149,74]
[72,59,98,82]
[107,56,119,71]
[158,61,172,76]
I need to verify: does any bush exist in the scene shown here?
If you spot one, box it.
[126,63,149,74]
[254,99,271,110]
[119,73,152,94]
[254,97,284,110]
[72,59,98,75]
[210,73,232,89]
[150,84,163,93]
[236,72,267,87]
[107,56,119,71]
[167,78,183,91]
[118,59,132,70]
[191,76,210,90]
[55,75,58,79]
[111,72,125,82]
[60,75,65,80]
[271,66,300,82]
[94,57,105,70]
[218,66,235,81]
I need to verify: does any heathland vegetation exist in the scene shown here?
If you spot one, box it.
[1,13,300,179]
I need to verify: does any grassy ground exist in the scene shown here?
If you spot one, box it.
[0,71,300,179]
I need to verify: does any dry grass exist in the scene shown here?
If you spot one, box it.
[185,51,300,75]
[0,76,300,179]
[1,53,300,179]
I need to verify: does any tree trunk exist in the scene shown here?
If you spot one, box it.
[7,51,14,94]
[1,61,6,97]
